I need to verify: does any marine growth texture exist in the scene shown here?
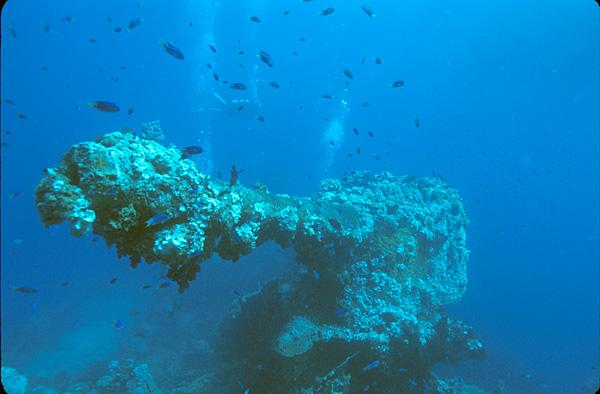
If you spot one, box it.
[35,131,484,393]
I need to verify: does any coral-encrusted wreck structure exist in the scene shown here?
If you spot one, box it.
[35,131,484,393]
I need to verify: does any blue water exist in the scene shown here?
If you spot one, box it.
[1,1,598,393]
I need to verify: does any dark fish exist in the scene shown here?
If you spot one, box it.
[60,282,69,287]
[238,63,245,68]
[110,277,118,284]
[107,17,113,22]
[299,37,307,42]
[230,165,238,187]
[361,57,366,65]
[2,99,16,105]
[391,80,405,88]
[328,218,341,230]
[375,155,381,161]
[89,38,98,43]
[374,57,382,64]
[62,16,73,23]
[256,115,265,122]
[128,17,143,30]
[414,117,420,128]
[249,16,261,23]
[159,282,171,288]
[213,72,220,81]
[206,62,213,69]
[208,44,217,53]
[268,80,280,89]
[321,93,333,99]
[237,50,245,55]
[9,191,22,199]
[230,82,247,90]
[41,66,48,71]
[43,22,51,33]
[142,284,152,289]
[283,10,290,15]
[145,212,173,226]
[12,286,38,294]
[161,40,185,59]
[342,68,354,79]
[257,49,274,67]
[88,101,120,113]
[361,5,375,18]
[353,128,359,135]
[320,8,335,16]
[368,130,374,137]
[292,51,299,56]
[361,102,371,107]
[9,28,17,38]
[17,113,27,120]
[113,27,123,33]
[237,106,244,111]
[330,140,335,146]
[127,107,134,115]
[179,145,204,158]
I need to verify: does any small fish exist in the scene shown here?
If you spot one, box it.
[353,128,359,135]
[213,72,220,81]
[292,51,299,56]
[142,284,152,289]
[328,218,341,230]
[208,44,217,53]
[179,145,204,158]
[356,148,362,155]
[257,50,274,67]
[89,38,98,43]
[361,5,375,18]
[159,282,171,288]
[17,113,27,120]
[161,40,185,59]
[237,105,245,111]
[283,10,290,15]
[2,99,16,105]
[398,367,407,372]
[230,82,247,90]
[113,319,126,329]
[128,17,143,30]
[320,8,335,16]
[312,271,320,280]
[11,286,38,294]
[342,68,354,79]
[249,16,261,23]
[362,359,381,372]
[329,140,335,146]
[113,27,123,33]
[321,93,333,99]
[127,107,134,115]
[299,37,307,42]
[110,277,118,284]
[62,16,73,23]
[361,57,366,65]
[414,117,420,128]
[230,165,239,186]
[43,22,51,33]
[146,212,173,226]
[361,102,371,107]
[368,130,374,137]
[88,101,120,113]
[256,115,265,122]
[374,57,381,64]
[8,191,22,199]
[237,50,245,55]
[409,379,417,389]
[59,282,69,287]
[9,28,17,38]
[334,307,348,317]
[391,80,405,88]
[268,80,280,89]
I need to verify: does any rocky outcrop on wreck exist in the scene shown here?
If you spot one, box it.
[35,131,484,393]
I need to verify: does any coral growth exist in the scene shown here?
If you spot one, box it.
[35,131,484,393]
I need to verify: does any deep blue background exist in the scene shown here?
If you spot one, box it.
[1,1,598,393]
